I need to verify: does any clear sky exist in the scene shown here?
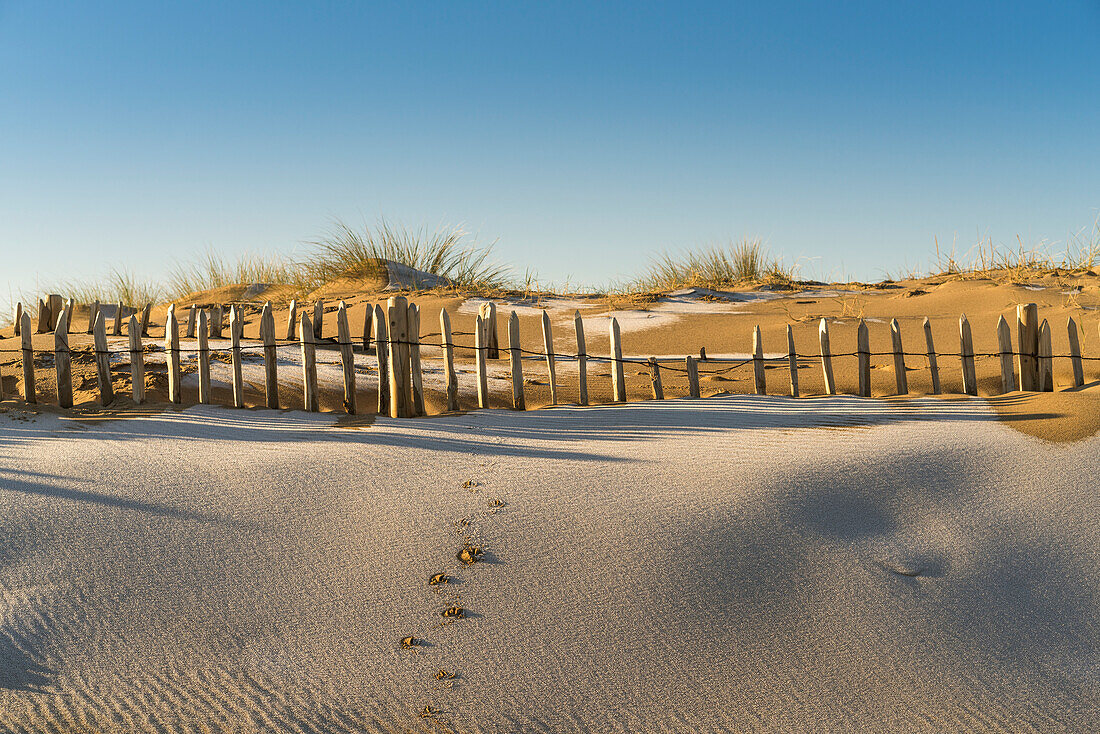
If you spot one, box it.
[2,1,1098,304]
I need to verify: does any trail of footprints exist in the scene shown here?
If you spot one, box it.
[402,475,510,730]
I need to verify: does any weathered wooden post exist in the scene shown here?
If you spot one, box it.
[819,318,836,395]
[542,311,558,405]
[856,319,871,397]
[890,318,907,395]
[960,314,977,396]
[86,300,100,335]
[1038,319,1054,392]
[996,315,1016,393]
[479,302,499,359]
[113,301,123,336]
[362,304,373,353]
[374,303,390,415]
[1067,317,1084,388]
[1017,303,1039,391]
[37,299,51,334]
[922,317,941,395]
[408,303,425,417]
[166,304,182,404]
[574,311,588,406]
[92,312,114,406]
[508,311,525,410]
[14,302,22,336]
[313,301,324,341]
[62,299,74,333]
[686,355,700,398]
[54,307,72,408]
[474,313,490,409]
[285,299,298,341]
[210,305,224,339]
[139,303,151,336]
[229,306,244,408]
[299,312,319,412]
[440,307,459,412]
[196,309,211,404]
[610,317,626,402]
[387,296,411,418]
[648,357,664,399]
[786,324,799,398]
[337,301,357,415]
[19,312,35,403]
[47,294,63,330]
[186,304,197,338]
[260,301,279,409]
[128,314,145,405]
[751,326,766,395]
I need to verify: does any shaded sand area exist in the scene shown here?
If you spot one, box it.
[0,395,1098,732]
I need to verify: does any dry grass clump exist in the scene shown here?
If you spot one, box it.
[63,268,165,307]
[934,219,1100,283]
[633,239,797,292]
[166,248,310,297]
[305,218,511,291]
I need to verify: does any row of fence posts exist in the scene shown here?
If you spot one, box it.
[0,298,1081,413]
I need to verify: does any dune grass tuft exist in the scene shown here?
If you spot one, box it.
[303,218,511,291]
[166,248,310,298]
[633,239,797,292]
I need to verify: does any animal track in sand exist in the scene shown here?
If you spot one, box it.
[457,545,483,565]
[429,573,449,586]
[400,636,421,649]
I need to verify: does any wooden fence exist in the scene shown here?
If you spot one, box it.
[0,298,1090,416]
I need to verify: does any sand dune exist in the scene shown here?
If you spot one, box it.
[0,395,1097,732]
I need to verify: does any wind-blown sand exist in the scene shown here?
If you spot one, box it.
[1,395,1097,732]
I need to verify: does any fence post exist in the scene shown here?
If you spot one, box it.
[542,311,558,404]
[686,355,700,398]
[509,311,525,410]
[960,314,977,396]
[818,318,836,395]
[751,325,765,395]
[93,311,114,406]
[166,304,182,404]
[480,302,499,359]
[300,313,318,412]
[313,301,324,341]
[63,299,74,333]
[113,301,123,336]
[374,303,390,415]
[387,296,411,418]
[128,314,145,405]
[196,309,211,404]
[362,303,373,353]
[786,324,799,398]
[1017,303,1039,391]
[648,357,664,399]
[574,311,588,406]
[922,317,941,395]
[337,301,357,415]
[139,303,151,337]
[186,304,197,338]
[996,315,1016,393]
[54,307,72,408]
[1067,317,1084,388]
[229,306,244,408]
[856,319,871,397]
[1038,319,1054,392]
[37,299,50,334]
[87,300,100,335]
[890,318,907,395]
[440,307,459,412]
[47,295,63,330]
[408,303,425,417]
[20,312,35,403]
[260,301,279,409]
[474,313,490,409]
[286,300,297,341]
[610,317,626,402]
[14,302,22,336]
[210,305,223,339]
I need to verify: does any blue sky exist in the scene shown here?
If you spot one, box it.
[1,1,1098,303]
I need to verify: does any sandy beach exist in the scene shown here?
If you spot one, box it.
[0,394,1097,732]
